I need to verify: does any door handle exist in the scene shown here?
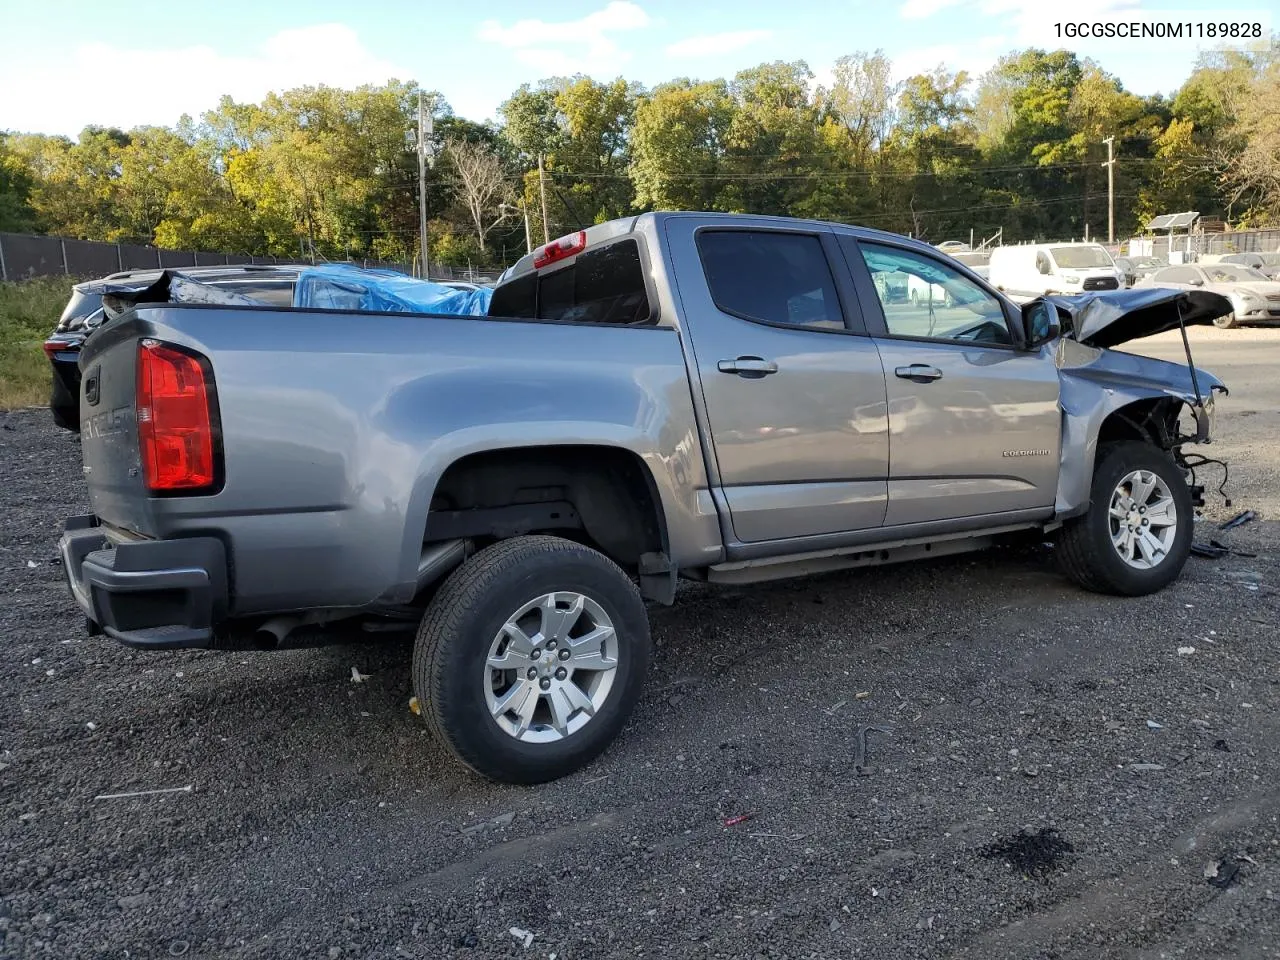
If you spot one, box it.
[894,364,944,383]
[718,356,778,378]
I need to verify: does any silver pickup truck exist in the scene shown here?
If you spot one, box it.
[61,213,1229,783]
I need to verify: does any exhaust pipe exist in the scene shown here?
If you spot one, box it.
[250,540,472,648]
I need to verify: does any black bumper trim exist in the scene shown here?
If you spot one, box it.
[60,515,228,649]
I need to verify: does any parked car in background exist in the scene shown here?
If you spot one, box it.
[44,265,304,430]
[1137,263,1280,328]
[1114,255,1167,287]
[872,268,909,303]
[987,242,1124,299]
[1219,252,1280,281]
[947,250,991,280]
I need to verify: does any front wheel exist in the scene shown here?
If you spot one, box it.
[412,535,650,784]
[1213,312,1237,329]
[1057,441,1193,596]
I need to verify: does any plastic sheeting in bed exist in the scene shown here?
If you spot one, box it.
[292,264,493,316]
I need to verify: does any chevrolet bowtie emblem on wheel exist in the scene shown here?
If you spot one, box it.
[1002,449,1051,457]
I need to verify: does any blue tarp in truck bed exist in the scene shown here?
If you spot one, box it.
[292,264,493,316]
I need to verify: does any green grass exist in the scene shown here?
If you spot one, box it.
[0,277,75,410]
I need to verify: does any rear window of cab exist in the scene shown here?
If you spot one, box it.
[488,239,653,325]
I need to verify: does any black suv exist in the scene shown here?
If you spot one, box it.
[44,265,303,431]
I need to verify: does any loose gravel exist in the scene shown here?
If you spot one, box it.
[2,386,1278,959]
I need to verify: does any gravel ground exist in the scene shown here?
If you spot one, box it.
[2,328,1278,960]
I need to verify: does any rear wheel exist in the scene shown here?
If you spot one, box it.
[1213,312,1237,329]
[1057,441,1193,596]
[412,535,650,783]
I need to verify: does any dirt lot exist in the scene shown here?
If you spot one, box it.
[1,326,1278,960]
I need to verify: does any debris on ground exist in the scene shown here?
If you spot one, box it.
[1205,860,1241,889]
[455,932,479,948]
[408,696,421,715]
[508,926,535,948]
[979,828,1075,881]
[723,813,754,827]
[1191,541,1229,559]
[855,691,871,700]
[1219,509,1257,531]
[1213,739,1230,752]
[1147,720,1164,729]
[94,785,194,800]
[26,560,38,568]
[1129,763,1166,772]
[350,666,370,683]
[852,723,894,776]
[460,811,516,836]
[1178,646,1196,656]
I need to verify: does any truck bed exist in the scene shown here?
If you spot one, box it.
[76,303,718,616]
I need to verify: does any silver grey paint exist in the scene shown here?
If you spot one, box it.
[1053,338,1223,517]
[76,211,1224,621]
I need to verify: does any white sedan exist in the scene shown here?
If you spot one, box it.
[1137,263,1280,328]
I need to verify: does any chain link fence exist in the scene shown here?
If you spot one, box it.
[1125,227,1280,260]
[0,232,504,285]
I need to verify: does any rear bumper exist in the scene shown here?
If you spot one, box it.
[59,515,228,649]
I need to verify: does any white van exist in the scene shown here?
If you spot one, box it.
[987,243,1124,300]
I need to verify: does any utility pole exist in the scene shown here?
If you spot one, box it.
[1102,135,1116,244]
[417,91,435,280]
[537,153,551,245]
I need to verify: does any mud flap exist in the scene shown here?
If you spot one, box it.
[639,552,677,605]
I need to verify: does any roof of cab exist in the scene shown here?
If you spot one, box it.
[498,211,949,283]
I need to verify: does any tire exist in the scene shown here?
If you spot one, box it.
[1057,441,1193,596]
[1213,312,1237,329]
[412,535,650,784]
[49,377,80,433]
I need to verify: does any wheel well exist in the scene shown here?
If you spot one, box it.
[426,446,666,567]
[1097,398,1184,450]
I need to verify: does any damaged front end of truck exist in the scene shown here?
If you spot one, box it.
[1031,287,1231,519]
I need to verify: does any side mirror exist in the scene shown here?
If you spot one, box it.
[1022,299,1060,348]
[1190,278,1204,286]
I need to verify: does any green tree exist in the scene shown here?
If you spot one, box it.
[630,79,735,211]
[0,134,41,232]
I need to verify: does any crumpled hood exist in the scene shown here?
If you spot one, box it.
[1043,287,1233,349]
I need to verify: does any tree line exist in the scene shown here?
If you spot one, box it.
[0,43,1276,270]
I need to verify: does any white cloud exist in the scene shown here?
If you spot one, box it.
[0,24,409,136]
[476,1,651,77]
[891,40,1003,83]
[665,29,773,59]
[899,0,966,19]
[978,0,1142,43]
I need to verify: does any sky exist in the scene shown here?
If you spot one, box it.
[0,0,1274,136]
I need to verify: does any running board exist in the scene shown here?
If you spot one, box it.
[706,522,1041,585]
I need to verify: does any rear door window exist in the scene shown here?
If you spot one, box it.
[488,239,652,325]
[695,230,845,330]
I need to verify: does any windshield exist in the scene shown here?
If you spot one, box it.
[1132,257,1164,269]
[1205,265,1268,283]
[1051,246,1114,269]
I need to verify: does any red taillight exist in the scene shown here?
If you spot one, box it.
[136,339,218,493]
[43,338,68,359]
[533,230,587,269]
